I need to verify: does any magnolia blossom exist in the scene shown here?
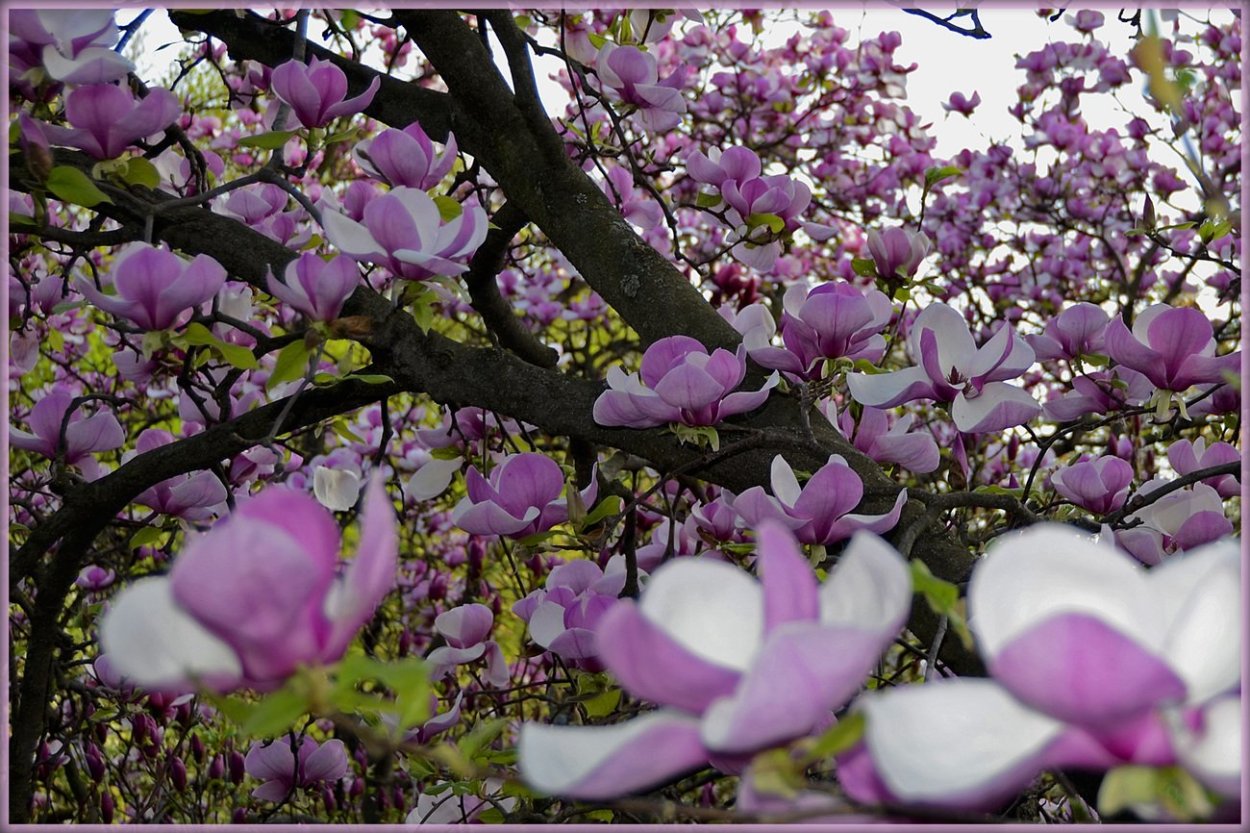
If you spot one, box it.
[865,227,930,283]
[9,9,134,85]
[98,479,398,692]
[1115,482,1234,566]
[942,90,982,116]
[267,253,359,322]
[312,465,362,512]
[513,558,632,668]
[732,454,908,545]
[245,737,347,802]
[1049,455,1133,515]
[353,122,457,190]
[593,335,779,428]
[10,385,124,464]
[687,145,824,269]
[41,84,181,160]
[825,401,940,474]
[322,187,488,281]
[1026,302,1109,362]
[1042,367,1154,422]
[847,302,1040,434]
[451,452,597,539]
[1105,304,1241,392]
[269,57,380,128]
[734,282,893,380]
[76,243,226,331]
[519,522,911,799]
[128,429,228,522]
[839,525,1239,811]
[1167,437,1240,498]
[595,44,687,131]
[426,604,509,688]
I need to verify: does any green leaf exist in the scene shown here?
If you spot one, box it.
[429,446,462,461]
[581,495,622,528]
[238,130,299,150]
[476,809,505,824]
[432,195,463,222]
[583,686,621,718]
[266,340,311,392]
[851,256,877,277]
[670,423,720,451]
[340,8,359,29]
[240,687,308,737]
[128,526,165,550]
[587,32,607,49]
[695,190,722,208]
[459,718,509,762]
[909,560,959,615]
[802,710,865,762]
[323,128,355,145]
[1198,217,1232,243]
[179,323,259,370]
[121,157,162,188]
[924,165,963,187]
[46,165,111,208]
[406,286,438,334]
[343,373,394,385]
[745,211,785,234]
[851,358,886,374]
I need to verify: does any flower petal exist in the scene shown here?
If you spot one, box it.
[519,710,708,799]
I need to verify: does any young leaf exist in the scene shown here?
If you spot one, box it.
[46,166,111,208]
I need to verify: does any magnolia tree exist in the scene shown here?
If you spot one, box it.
[6,6,1243,825]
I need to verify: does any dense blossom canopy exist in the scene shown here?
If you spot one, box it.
[6,6,1241,826]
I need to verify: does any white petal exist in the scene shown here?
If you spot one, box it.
[969,524,1157,661]
[322,209,382,260]
[1148,539,1242,703]
[1171,696,1241,797]
[403,457,462,501]
[639,559,763,671]
[99,577,241,690]
[818,531,911,632]
[528,600,569,650]
[313,466,361,512]
[769,454,802,507]
[862,679,1066,802]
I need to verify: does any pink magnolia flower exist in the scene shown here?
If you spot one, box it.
[1026,302,1110,362]
[595,43,687,131]
[593,335,779,428]
[731,454,907,545]
[1049,455,1133,515]
[1041,367,1154,422]
[942,90,982,116]
[452,452,597,539]
[9,9,133,85]
[734,282,894,380]
[865,226,930,283]
[128,429,228,522]
[847,302,1040,434]
[426,604,509,688]
[353,122,457,190]
[826,402,940,474]
[1167,437,1240,498]
[76,243,226,331]
[514,558,631,668]
[1105,304,1240,392]
[10,385,124,464]
[41,84,180,160]
[518,522,911,799]
[839,525,1239,811]
[322,187,488,281]
[266,252,359,322]
[245,737,348,802]
[269,57,380,128]
[1115,481,1234,566]
[98,479,398,692]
